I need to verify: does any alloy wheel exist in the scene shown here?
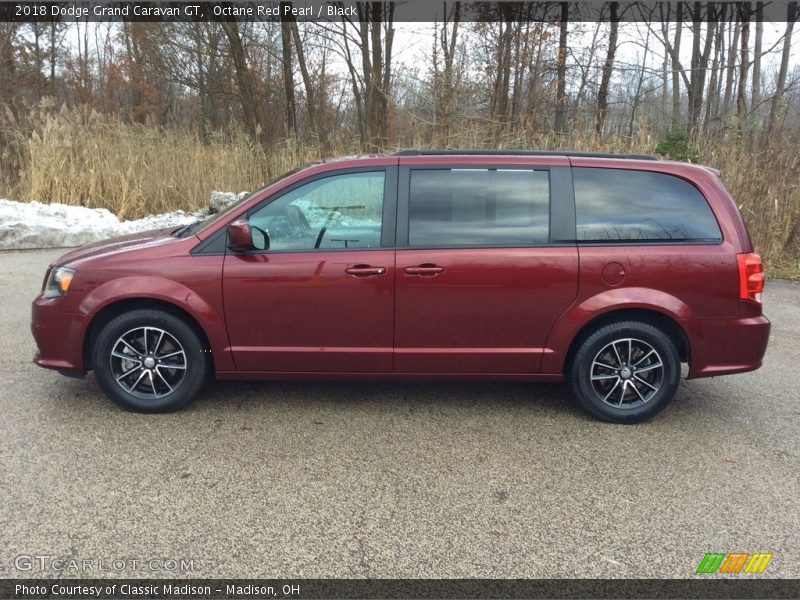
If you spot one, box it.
[590,337,664,409]
[109,326,187,400]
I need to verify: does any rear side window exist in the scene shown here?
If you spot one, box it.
[573,168,722,242]
[408,169,550,247]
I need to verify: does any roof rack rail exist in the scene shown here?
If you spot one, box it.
[393,149,658,161]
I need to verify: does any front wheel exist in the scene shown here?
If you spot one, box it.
[568,321,681,423]
[92,309,209,412]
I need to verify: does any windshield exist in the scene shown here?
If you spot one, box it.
[173,165,312,239]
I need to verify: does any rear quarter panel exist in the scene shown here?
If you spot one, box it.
[541,158,748,375]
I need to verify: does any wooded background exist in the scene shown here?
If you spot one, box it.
[1,2,798,274]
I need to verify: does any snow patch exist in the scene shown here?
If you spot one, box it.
[0,194,241,250]
[210,191,250,212]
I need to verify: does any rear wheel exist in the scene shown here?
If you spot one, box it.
[568,321,681,423]
[92,309,209,412]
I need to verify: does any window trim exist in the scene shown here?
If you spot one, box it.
[397,164,572,250]
[574,239,724,246]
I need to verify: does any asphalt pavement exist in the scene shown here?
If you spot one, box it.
[1,249,798,579]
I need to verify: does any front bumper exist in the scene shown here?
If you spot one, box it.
[687,314,771,379]
[31,296,88,375]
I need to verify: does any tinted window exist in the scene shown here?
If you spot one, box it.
[249,171,385,251]
[573,168,722,242]
[408,169,550,247]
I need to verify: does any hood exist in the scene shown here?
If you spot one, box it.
[53,227,182,267]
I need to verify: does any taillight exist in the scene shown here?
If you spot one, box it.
[737,253,765,303]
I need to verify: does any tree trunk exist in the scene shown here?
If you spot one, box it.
[751,1,763,133]
[765,2,797,143]
[280,6,296,138]
[554,2,569,134]
[368,3,384,149]
[492,11,514,135]
[48,23,57,84]
[575,21,600,113]
[525,27,545,134]
[687,2,713,134]
[703,18,724,134]
[341,22,366,147]
[510,20,527,125]
[713,11,726,123]
[671,3,683,129]
[736,2,751,136]
[290,21,319,142]
[436,1,460,147]
[352,2,393,150]
[628,26,651,137]
[722,20,740,120]
[222,20,267,146]
[381,3,394,145]
[595,1,618,136]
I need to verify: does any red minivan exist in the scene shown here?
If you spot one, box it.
[31,151,770,423]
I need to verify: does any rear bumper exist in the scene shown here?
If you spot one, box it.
[687,314,770,379]
[31,297,88,375]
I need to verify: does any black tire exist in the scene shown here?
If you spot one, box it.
[92,309,209,412]
[568,320,681,424]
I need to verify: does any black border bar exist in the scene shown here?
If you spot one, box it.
[1,1,799,23]
[3,579,800,599]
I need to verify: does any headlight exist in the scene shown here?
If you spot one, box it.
[43,267,75,298]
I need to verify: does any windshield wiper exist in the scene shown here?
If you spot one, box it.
[173,220,202,238]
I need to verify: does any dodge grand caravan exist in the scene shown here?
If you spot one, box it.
[31,150,770,423]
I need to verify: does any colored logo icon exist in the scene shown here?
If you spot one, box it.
[696,552,773,574]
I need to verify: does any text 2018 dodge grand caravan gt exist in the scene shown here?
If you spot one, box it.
[31,150,770,423]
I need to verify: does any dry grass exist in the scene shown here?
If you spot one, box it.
[1,104,798,277]
[698,141,800,279]
[1,104,329,220]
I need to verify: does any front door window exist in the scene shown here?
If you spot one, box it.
[249,171,386,251]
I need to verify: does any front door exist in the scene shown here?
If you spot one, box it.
[223,169,396,373]
[394,166,578,374]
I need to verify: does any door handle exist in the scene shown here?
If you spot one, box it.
[404,264,445,276]
[345,265,386,277]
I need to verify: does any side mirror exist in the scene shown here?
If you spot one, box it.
[227,220,253,252]
[227,220,269,252]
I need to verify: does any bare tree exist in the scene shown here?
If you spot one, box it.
[766,2,798,143]
[722,19,740,120]
[434,1,461,146]
[490,5,517,135]
[687,3,715,133]
[524,23,551,136]
[0,24,21,106]
[628,26,653,137]
[222,20,268,146]
[663,2,683,129]
[338,1,395,150]
[703,16,725,133]
[290,22,319,142]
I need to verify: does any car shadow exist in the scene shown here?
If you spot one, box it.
[192,378,586,419]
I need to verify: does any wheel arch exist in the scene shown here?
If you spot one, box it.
[83,298,214,372]
[563,308,690,377]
